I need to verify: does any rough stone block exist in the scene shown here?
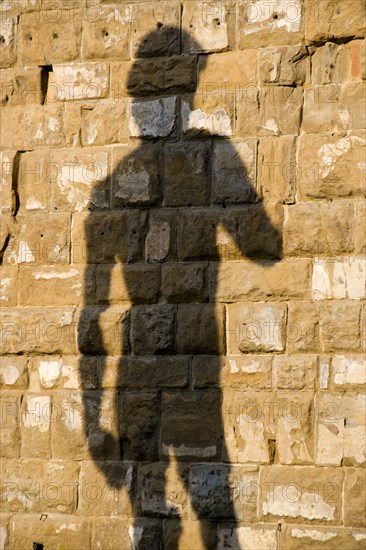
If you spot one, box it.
[19,265,86,306]
[189,464,258,520]
[20,393,51,458]
[182,1,235,53]
[332,355,366,388]
[17,150,51,212]
[238,0,304,48]
[311,41,366,84]
[191,355,222,389]
[49,62,109,102]
[259,86,303,136]
[0,17,17,67]
[227,302,287,353]
[111,144,162,207]
[161,262,208,303]
[315,393,365,466]
[131,304,176,355]
[305,0,366,43]
[164,141,210,206]
[281,524,366,550]
[218,524,278,549]
[129,96,177,138]
[161,391,221,460]
[92,518,162,550]
[177,304,225,354]
[355,200,366,254]
[259,44,309,86]
[274,355,316,389]
[165,519,217,549]
[116,356,190,389]
[197,50,258,95]
[0,307,76,354]
[220,355,273,390]
[18,9,82,64]
[0,264,17,306]
[96,263,160,305]
[313,257,366,301]
[81,5,130,60]
[81,101,128,146]
[77,305,130,355]
[181,92,234,137]
[0,356,28,389]
[0,459,80,513]
[259,465,343,524]
[0,67,43,105]
[284,201,355,256]
[344,468,366,527]
[257,135,296,203]
[30,355,97,391]
[146,208,177,263]
[0,393,20,458]
[319,302,362,352]
[0,150,17,213]
[3,212,71,265]
[297,133,366,200]
[287,302,319,353]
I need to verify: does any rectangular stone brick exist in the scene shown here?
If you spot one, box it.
[0,392,20,458]
[258,135,296,203]
[0,307,76,354]
[0,264,17,306]
[161,262,208,303]
[281,524,366,550]
[0,67,43,105]
[19,265,86,306]
[191,355,222,389]
[355,200,366,255]
[259,465,343,524]
[129,96,177,138]
[189,464,258,520]
[305,0,366,43]
[77,305,130,355]
[0,356,28,389]
[181,92,234,137]
[0,150,17,214]
[81,5,130,61]
[0,105,64,149]
[92,517,162,550]
[218,524,278,549]
[30,355,97,391]
[81,101,128,146]
[0,16,17,67]
[332,355,366,388]
[165,519,217,549]
[315,393,365,466]
[227,302,287,354]
[197,50,258,95]
[20,393,51,458]
[17,150,51,212]
[49,62,109,101]
[297,133,366,200]
[311,41,366,84]
[177,304,225,354]
[116,356,190,389]
[96,263,160,305]
[182,1,235,53]
[259,44,309,86]
[0,459,80,513]
[213,259,312,302]
[9,515,92,550]
[18,9,82,65]
[287,302,319,353]
[145,208,177,263]
[131,304,176,355]
[344,468,366,527]
[238,0,304,48]
[220,355,273,389]
[274,355,316,389]
[3,212,71,265]
[284,202,355,256]
[319,302,362,352]
[313,257,366,300]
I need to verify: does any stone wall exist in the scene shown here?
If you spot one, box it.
[0,1,365,548]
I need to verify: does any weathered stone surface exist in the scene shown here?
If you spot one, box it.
[287,302,319,353]
[220,355,273,389]
[189,464,258,520]
[332,355,366,388]
[274,356,316,389]
[0,307,76,354]
[315,393,365,466]
[92,517,162,550]
[81,5,130,61]
[311,41,366,84]
[259,44,309,85]
[305,0,366,43]
[96,263,160,305]
[20,393,51,458]
[0,264,17,306]
[181,92,234,137]
[312,257,366,300]
[213,259,312,302]
[0,356,28,389]
[227,302,287,354]
[281,524,366,550]
[81,101,128,146]
[19,265,86,306]
[30,355,97,391]
[165,519,217,549]
[49,62,109,101]
[129,96,177,138]
[238,0,304,48]
[146,209,177,262]
[259,465,343,524]
[355,200,366,254]
[161,391,221,459]
[115,356,190,389]
[0,459,80,513]
[177,304,225,354]
[0,393,20,458]
[297,133,366,200]
[8,515,92,550]
[0,67,43,105]
[218,524,278,550]
[131,304,176,355]
[18,10,82,64]
[284,201,355,256]
[0,105,64,149]
[0,16,17,67]
[197,50,258,95]
[258,135,296,203]
[319,302,362,352]
[164,141,210,206]
[182,1,235,53]
[161,262,208,302]
[0,150,17,213]
[17,150,51,212]
[344,468,366,527]
[77,305,130,355]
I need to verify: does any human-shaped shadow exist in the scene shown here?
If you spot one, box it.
[78,27,283,549]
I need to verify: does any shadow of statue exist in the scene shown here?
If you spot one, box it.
[78,26,283,550]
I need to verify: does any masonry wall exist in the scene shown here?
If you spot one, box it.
[0,1,365,549]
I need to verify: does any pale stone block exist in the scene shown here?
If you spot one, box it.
[218,525,278,550]
[0,67,43,105]
[129,96,176,138]
[313,257,366,300]
[50,63,109,101]
[0,356,28,389]
[281,524,366,550]
[305,0,366,43]
[0,16,17,67]
[259,44,309,85]
[81,5,131,60]
[182,1,233,53]
[332,355,366,387]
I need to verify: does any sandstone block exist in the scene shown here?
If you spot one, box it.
[81,101,128,146]
[78,460,134,516]
[0,393,20,458]
[3,212,71,265]
[77,305,130,355]
[19,265,86,306]
[18,9,82,64]
[181,92,234,137]
[355,200,366,254]
[197,50,258,95]
[287,302,319,353]
[161,391,222,460]
[0,0,41,16]
[182,1,234,53]
[0,459,80,513]
[0,356,28,389]
[96,263,160,305]
[81,5,130,61]
[281,524,366,550]
[312,257,366,301]
[9,515,92,550]
[129,96,177,138]
[111,144,162,207]
[130,2,180,58]
[49,62,109,102]
[284,201,355,256]
[189,464,258,520]
[0,17,16,67]
[92,517,162,550]
[0,67,43,105]
[260,86,303,136]
[31,355,97,391]
[305,0,366,43]
[0,150,17,213]
[0,105,64,149]
[220,355,273,389]
[218,524,278,550]
[319,302,362,352]
[17,150,51,212]
[344,468,366,527]
[20,393,51,458]
[258,135,296,203]
[213,259,312,302]
[332,355,366,388]
[131,304,176,355]
[259,465,343,524]
[315,393,365,466]
[213,139,257,204]
[191,355,222,389]
[164,141,210,206]
[0,264,17,306]
[274,355,316,389]
[146,209,177,263]
[116,356,190,389]
[297,133,366,200]
[161,262,208,303]
[226,302,287,353]
[165,519,217,549]
[238,0,304,48]
[259,44,309,86]
[0,307,76,354]
[177,304,225,354]
[311,41,366,84]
